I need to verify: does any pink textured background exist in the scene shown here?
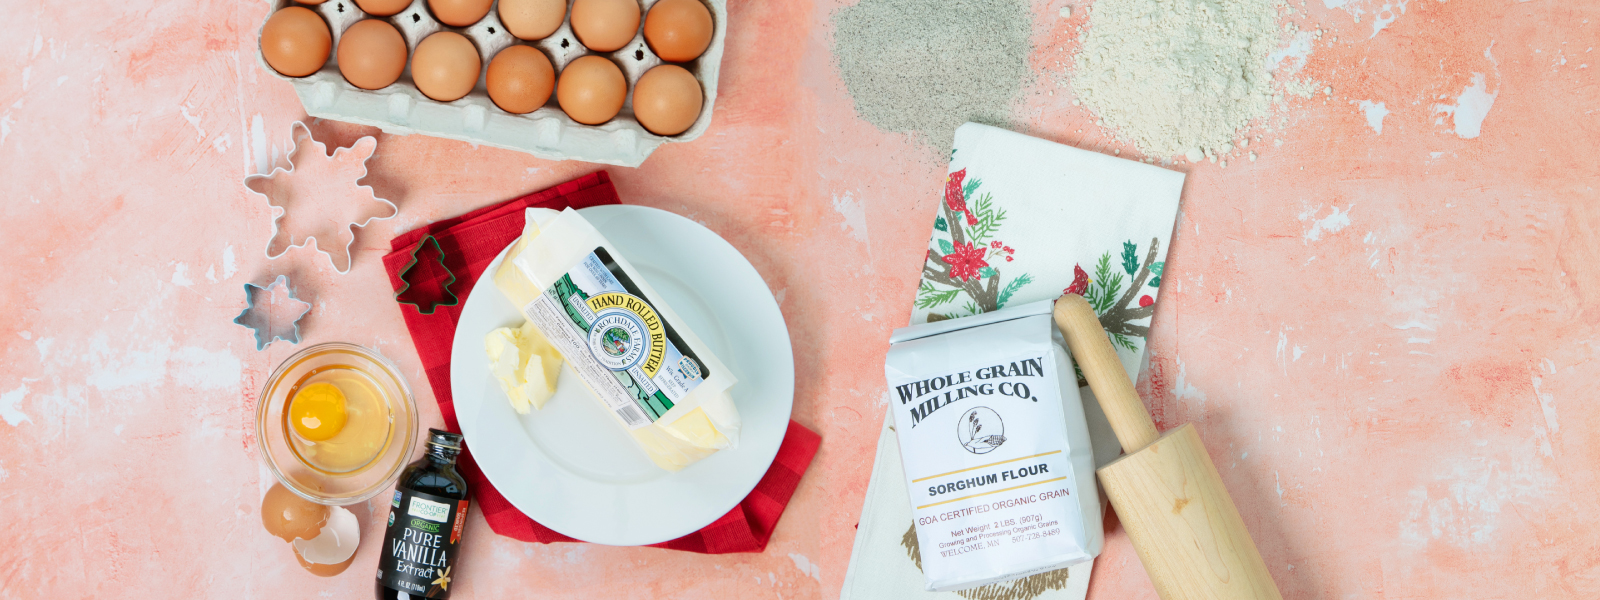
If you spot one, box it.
[3,0,1598,597]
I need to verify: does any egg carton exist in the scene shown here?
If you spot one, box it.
[255,0,724,167]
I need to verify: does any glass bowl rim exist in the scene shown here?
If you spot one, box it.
[256,341,419,506]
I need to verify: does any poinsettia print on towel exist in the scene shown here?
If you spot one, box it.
[917,169,1031,321]
[913,168,1169,354]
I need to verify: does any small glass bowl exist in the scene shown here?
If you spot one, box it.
[257,342,419,506]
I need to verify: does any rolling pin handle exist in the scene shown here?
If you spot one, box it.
[1053,294,1160,454]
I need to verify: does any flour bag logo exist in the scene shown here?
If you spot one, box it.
[958,406,1006,454]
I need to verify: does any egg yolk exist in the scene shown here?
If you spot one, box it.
[290,383,348,441]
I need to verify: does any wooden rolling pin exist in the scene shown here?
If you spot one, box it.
[1054,294,1283,600]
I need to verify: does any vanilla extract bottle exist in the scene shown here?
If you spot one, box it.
[377,429,471,600]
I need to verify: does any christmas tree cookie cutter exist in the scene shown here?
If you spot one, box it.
[393,235,459,315]
[244,121,397,275]
[234,275,313,350]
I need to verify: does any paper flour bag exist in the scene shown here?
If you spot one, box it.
[885,300,1102,592]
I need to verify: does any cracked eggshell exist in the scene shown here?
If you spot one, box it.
[261,482,329,543]
[296,545,358,577]
[291,505,362,576]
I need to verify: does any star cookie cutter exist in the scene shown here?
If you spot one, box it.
[393,235,460,315]
[244,122,397,275]
[234,275,313,350]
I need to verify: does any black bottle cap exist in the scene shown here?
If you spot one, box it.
[426,428,463,450]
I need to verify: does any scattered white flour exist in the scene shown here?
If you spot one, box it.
[1283,77,1320,99]
[1072,0,1314,160]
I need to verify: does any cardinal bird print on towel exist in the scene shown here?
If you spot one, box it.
[917,169,1032,321]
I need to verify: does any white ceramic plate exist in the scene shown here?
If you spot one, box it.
[450,205,794,546]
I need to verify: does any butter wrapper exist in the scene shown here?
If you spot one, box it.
[495,208,740,471]
[885,300,1102,592]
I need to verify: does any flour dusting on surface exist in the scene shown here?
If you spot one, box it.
[1071,0,1319,160]
[831,0,1032,151]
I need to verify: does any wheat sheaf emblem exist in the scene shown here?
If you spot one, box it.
[961,408,1006,454]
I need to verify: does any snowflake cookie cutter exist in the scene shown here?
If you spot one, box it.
[244,121,397,275]
[234,275,313,351]
[393,235,460,315]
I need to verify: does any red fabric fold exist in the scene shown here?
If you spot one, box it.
[381,170,818,553]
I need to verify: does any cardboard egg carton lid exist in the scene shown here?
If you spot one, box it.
[256,0,724,167]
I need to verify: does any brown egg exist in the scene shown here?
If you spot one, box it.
[354,0,410,17]
[487,46,555,113]
[632,64,702,135]
[260,483,328,543]
[643,0,712,62]
[337,20,408,90]
[498,0,566,40]
[429,0,493,27]
[412,32,481,102]
[260,7,332,78]
[296,0,328,5]
[557,55,627,124]
[295,546,357,577]
[570,0,641,53]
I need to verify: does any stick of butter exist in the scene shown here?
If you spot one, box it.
[493,207,740,471]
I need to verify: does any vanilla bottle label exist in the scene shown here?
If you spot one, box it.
[377,488,469,599]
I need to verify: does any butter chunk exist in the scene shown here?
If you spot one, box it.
[485,320,564,413]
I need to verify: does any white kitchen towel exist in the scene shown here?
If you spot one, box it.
[842,123,1184,600]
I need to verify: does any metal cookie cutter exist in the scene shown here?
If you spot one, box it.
[234,275,313,350]
[393,235,460,315]
[244,121,397,275]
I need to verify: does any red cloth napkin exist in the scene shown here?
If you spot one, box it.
[381,170,820,553]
